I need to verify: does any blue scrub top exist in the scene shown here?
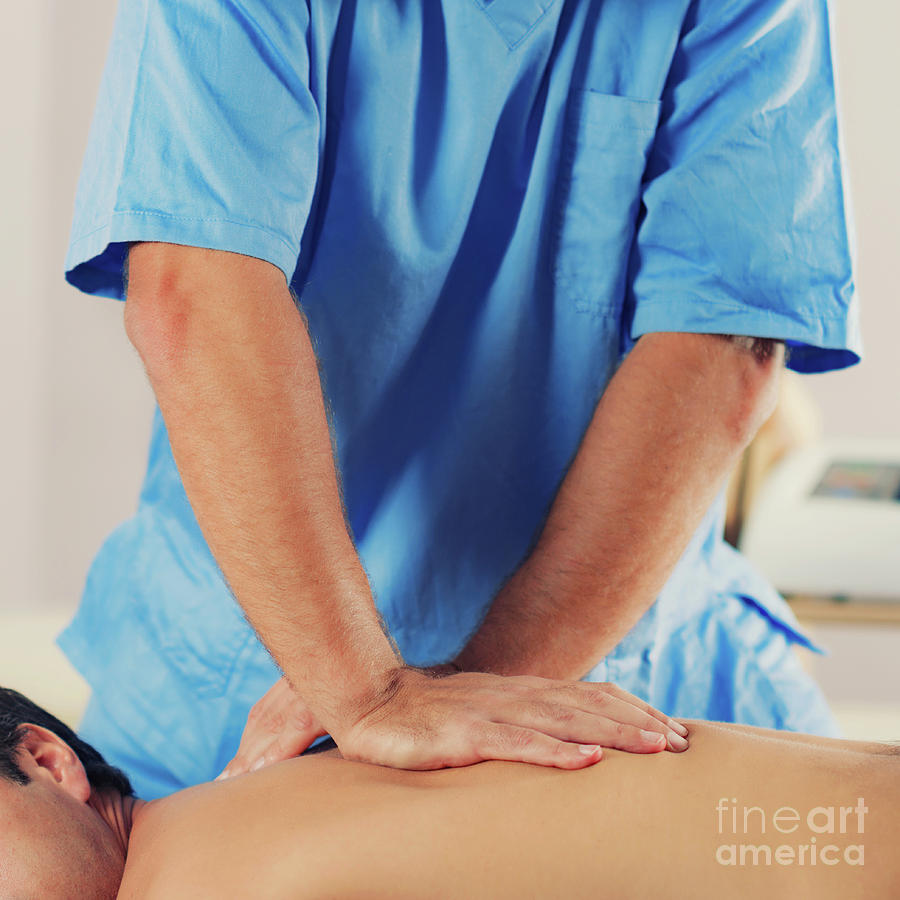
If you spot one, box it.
[60,0,861,793]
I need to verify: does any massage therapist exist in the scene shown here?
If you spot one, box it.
[58,0,861,798]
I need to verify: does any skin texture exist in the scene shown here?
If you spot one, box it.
[4,719,895,898]
[125,243,779,772]
[113,722,897,899]
[0,726,137,900]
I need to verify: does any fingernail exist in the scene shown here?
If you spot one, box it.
[578,744,601,756]
[667,733,689,751]
[214,772,230,782]
[640,730,665,745]
[671,721,689,737]
[250,758,266,772]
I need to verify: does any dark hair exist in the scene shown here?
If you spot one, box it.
[0,687,134,797]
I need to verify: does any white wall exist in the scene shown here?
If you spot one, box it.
[37,3,157,613]
[1,0,897,618]
[2,3,49,611]
[1,0,154,614]
[803,1,900,437]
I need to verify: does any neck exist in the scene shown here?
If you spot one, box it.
[88,789,148,858]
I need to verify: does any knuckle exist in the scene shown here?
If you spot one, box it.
[264,711,287,734]
[466,718,495,746]
[290,710,315,732]
[536,701,574,724]
[501,678,531,695]
[589,690,611,709]
[472,722,535,754]
[505,729,536,752]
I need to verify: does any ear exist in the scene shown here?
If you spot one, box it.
[15,724,92,804]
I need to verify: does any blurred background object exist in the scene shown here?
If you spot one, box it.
[1,1,896,736]
[724,373,825,548]
[740,437,900,601]
[726,378,900,740]
[0,612,90,730]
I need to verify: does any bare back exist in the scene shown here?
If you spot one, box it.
[117,722,899,899]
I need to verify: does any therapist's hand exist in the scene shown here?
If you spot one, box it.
[217,666,688,778]
[333,666,689,770]
[216,677,328,781]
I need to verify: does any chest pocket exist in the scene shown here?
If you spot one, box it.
[553,90,661,321]
[473,0,558,49]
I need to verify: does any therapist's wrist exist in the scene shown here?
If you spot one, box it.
[328,663,430,743]
[273,578,410,735]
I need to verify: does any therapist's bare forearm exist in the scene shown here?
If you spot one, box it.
[454,331,784,680]
[123,244,401,726]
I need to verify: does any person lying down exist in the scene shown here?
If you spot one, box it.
[1,686,897,899]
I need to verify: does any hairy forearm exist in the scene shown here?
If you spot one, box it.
[454,331,784,679]
[124,244,401,727]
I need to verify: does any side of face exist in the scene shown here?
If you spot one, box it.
[0,725,124,899]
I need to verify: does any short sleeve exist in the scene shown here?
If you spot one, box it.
[626,0,862,373]
[64,0,319,299]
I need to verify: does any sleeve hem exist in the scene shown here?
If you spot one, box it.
[64,209,301,300]
[630,295,863,374]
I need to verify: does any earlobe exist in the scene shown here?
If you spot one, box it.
[17,724,92,803]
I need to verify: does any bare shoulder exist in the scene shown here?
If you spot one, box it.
[115,781,293,899]
[116,788,219,899]
[115,757,349,899]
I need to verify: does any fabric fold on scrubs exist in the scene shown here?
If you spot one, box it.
[625,0,862,373]
[65,0,319,295]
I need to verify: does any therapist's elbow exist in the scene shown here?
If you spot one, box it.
[639,331,784,444]
[122,241,287,379]
[717,335,785,446]
[123,242,205,375]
